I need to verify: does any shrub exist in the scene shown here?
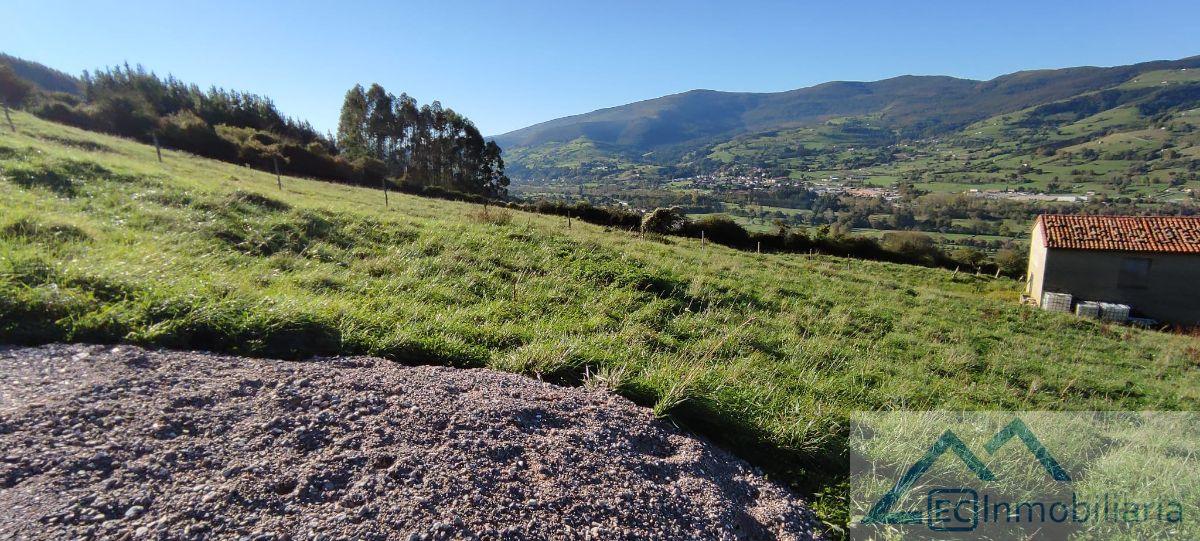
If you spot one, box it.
[28,93,90,128]
[993,247,1028,276]
[951,247,987,270]
[880,231,940,264]
[88,92,159,138]
[0,64,33,106]
[159,111,234,159]
[641,207,688,234]
[688,215,749,246]
[517,200,640,229]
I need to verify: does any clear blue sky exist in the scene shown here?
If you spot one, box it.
[5,1,1198,136]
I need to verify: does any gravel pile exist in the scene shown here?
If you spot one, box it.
[0,344,824,540]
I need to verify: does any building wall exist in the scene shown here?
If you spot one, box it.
[1025,221,1048,300]
[1039,248,1200,324]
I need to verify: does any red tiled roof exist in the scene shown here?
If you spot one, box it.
[1038,214,1200,253]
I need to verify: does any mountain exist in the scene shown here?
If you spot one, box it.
[495,56,1200,181]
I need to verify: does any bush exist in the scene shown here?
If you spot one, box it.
[215,124,275,165]
[29,98,90,127]
[880,231,941,264]
[277,142,344,181]
[993,247,1028,276]
[951,247,987,270]
[518,201,640,229]
[0,64,33,106]
[160,111,236,161]
[88,92,159,138]
[687,215,749,246]
[641,207,688,234]
[345,156,388,184]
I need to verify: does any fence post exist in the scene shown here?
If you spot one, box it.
[701,230,706,246]
[382,177,389,207]
[567,212,571,229]
[152,133,162,162]
[2,100,13,133]
[273,157,282,190]
[994,268,1002,279]
[756,241,761,254]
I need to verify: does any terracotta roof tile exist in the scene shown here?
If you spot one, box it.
[1038,214,1200,253]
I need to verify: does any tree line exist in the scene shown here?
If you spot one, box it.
[336,84,507,197]
[1,59,506,198]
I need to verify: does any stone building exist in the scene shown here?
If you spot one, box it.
[1026,214,1200,325]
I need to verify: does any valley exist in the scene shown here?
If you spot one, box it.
[502,61,1200,253]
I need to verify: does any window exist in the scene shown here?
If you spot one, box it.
[1117,257,1151,289]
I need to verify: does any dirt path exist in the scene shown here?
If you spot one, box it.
[0,344,823,540]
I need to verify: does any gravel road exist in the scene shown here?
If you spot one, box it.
[0,344,824,540]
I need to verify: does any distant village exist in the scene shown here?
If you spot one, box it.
[669,170,1095,203]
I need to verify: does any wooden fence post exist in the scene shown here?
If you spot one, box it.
[2,100,13,133]
[381,177,389,207]
[756,241,761,254]
[567,213,571,229]
[273,157,282,190]
[152,133,162,162]
[701,230,706,246]
[994,268,1002,279]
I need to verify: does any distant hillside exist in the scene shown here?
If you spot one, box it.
[0,53,81,95]
[496,55,1200,181]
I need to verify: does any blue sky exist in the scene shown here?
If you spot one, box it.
[4,1,1198,136]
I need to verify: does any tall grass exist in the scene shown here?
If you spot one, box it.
[2,110,1199,526]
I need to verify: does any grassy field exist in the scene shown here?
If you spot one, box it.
[851,412,1200,539]
[4,112,1200,528]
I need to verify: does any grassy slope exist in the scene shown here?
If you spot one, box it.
[3,112,1200,523]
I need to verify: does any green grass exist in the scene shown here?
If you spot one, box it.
[851,412,1200,539]
[1118,68,1200,89]
[4,111,1200,529]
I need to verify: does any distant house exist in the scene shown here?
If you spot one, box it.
[1026,215,1200,325]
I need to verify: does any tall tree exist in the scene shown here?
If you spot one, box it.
[334,82,507,197]
[336,84,369,160]
[363,84,394,160]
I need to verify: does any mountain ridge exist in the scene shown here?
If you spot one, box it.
[494,55,1200,180]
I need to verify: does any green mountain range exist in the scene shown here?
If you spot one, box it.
[494,56,1200,183]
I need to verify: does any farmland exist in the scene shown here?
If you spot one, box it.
[509,67,1200,252]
